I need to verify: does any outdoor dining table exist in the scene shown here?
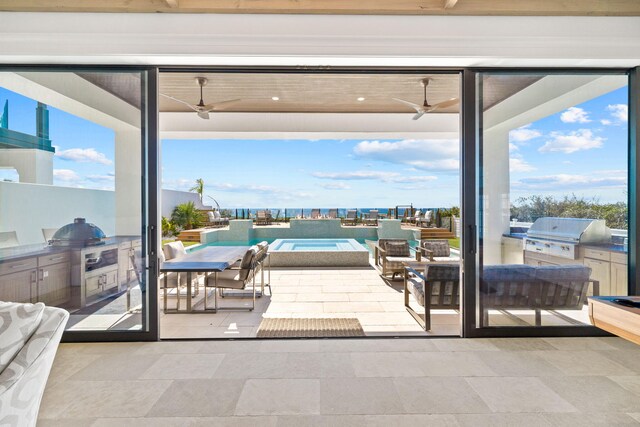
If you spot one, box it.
[160,245,250,313]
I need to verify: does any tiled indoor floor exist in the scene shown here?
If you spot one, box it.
[38,337,640,426]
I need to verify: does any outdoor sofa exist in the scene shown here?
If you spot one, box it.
[404,263,598,330]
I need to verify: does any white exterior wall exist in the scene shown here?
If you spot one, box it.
[0,181,115,246]
[161,189,212,218]
[0,148,53,184]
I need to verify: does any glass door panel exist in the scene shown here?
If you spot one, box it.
[476,72,629,329]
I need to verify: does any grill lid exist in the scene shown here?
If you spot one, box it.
[50,218,106,247]
[526,217,611,243]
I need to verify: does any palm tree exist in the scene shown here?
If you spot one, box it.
[171,202,203,230]
[189,178,205,204]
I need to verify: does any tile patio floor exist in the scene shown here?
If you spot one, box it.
[159,266,461,339]
[38,337,640,426]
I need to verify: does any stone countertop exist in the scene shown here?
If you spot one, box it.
[0,236,141,263]
[502,233,627,254]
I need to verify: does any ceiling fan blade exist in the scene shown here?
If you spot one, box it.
[197,111,210,120]
[204,98,243,111]
[430,98,460,110]
[392,98,422,112]
[412,111,425,120]
[160,93,198,112]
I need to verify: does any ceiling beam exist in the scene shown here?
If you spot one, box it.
[443,0,458,9]
[1,0,640,15]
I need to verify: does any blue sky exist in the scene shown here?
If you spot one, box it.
[0,87,115,189]
[508,86,628,204]
[0,82,629,208]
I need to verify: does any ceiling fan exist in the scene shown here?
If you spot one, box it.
[160,77,242,120]
[392,78,459,120]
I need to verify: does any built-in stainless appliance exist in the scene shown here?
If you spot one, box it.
[524,217,611,260]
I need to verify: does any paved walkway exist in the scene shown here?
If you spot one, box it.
[38,337,640,426]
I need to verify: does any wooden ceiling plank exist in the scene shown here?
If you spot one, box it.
[1,0,640,15]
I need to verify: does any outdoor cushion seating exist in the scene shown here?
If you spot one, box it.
[375,239,419,279]
[480,264,599,326]
[364,209,379,226]
[327,209,338,219]
[342,209,358,226]
[204,248,259,311]
[404,263,460,330]
[418,210,433,227]
[159,245,200,312]
[163,241,188,259]
[0,302,69,427]
[255,210,272,225]
[205,211,229,228]
[419,239,458,262]
[410,210,423,225]
[310,208,321,219]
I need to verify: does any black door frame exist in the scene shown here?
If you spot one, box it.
[461,67,638,338]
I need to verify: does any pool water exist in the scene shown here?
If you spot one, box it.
[270,238,366,252]
[193,238,419,256]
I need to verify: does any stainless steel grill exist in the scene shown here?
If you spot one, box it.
[524,217,611,260]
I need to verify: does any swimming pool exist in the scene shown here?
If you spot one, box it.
[270,238,366,252]
[269,238,369,267]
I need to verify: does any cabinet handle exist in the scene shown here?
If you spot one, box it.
[38,269,44,281]
[49,256,66,262]
[31,270,37,284]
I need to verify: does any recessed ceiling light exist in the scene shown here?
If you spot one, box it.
[271,96,280,101]
[357,97,365,101]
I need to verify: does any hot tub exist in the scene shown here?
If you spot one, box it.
[268,238,370,267]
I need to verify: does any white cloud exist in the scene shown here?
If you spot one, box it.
[319,182,351,190]
[86,173,115,183]
[55,148,113,165]
[513,173,626,191]
[53,169,81,182]
[606,104,628,122]
[509,124,541,143]
[509,143,518,153]
[312,170,437,184]
[509,157,536,173]
[600,119,612,126]
[538,129,604,154]
[352,139,459,172]
[560,107,591,123]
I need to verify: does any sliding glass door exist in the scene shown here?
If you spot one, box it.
[0,67,158,340]
[464,70,632,336]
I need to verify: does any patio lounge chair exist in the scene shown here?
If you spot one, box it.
[364,209,379,226]
[310,208,321,219]
[410,210,423,225]
[203,248,259,311]
[327,208,338,219]
[417,210,433,227]
[375,238,420,279]
[404,263,460,330]
[419,239,458,262]
[342,209,358,226]
[205,210,229,228]
[255,210,272,225]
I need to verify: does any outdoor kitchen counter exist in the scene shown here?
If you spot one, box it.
[503,233,628,253]
[0,236,140,262]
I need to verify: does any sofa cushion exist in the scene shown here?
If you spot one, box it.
[0,302,45,375]
[421,240,450,257]
[385,241,410,257]
[163,241,187,260]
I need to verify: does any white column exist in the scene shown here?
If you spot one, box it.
[0,148,53,184]
[482,127,511,265]
[114,129,141,236]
